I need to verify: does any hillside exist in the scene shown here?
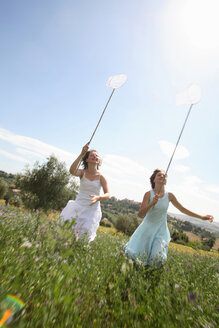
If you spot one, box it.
[101,197,218,246]
[0,170,16,184]
[102,197,218,233]
[168,212,219,236]
[101,196,140,223]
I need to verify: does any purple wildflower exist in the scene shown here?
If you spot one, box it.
[188,292,197,306]
[175,284,181,291]
[131,296,136,307]
[125,289,130,296]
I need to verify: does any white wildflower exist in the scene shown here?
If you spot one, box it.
[21,240,32,248]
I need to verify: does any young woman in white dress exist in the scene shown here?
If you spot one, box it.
[60,142,110,242]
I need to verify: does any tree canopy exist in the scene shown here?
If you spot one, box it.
[0,178,8,199]
[16,156,78,212]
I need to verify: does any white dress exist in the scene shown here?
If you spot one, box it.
[59,174,102,242]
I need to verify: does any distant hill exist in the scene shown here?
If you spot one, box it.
[168,213,219,236]
[0,170,16,185]
[101,197,218,239]
[101,196,140,223]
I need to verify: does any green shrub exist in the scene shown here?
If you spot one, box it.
[114,214,139,236]
[15,156,78,212]
[9,195,23,207]
[100,218,113,227]
[0,178,8,199]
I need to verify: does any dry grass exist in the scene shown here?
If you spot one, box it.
[184,231,219,251]
[184,231,201,242]
[213,238,219,251]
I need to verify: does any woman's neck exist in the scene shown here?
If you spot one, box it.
[86,164,98,175]
[153,184,165,194]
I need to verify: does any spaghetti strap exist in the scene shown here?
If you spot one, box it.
[59,172,102,242]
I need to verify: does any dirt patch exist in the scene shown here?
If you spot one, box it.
[185,232,219,251]
[185,231,201,242]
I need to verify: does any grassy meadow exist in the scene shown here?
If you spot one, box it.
[0,205,218,327]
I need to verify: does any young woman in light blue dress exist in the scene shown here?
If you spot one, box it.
[60,143,110,242]
[125,169,213,267]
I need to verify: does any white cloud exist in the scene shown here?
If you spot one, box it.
[184,175,203,185]
[101,154,150,201]
[16,147,45,159]
[0,128,218,221]
[102,154,150,178]
[0,128,75,163]
[205,185,219,194]
[0,149,29,163]
[168,174,219,221]
[159,140,190,159]
[173,165,190,173]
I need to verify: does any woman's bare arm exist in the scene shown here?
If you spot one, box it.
[169,192,213,222]
[69,143,89,177]
[138,191,159,217]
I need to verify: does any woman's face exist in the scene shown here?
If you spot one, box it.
[154,171,167,185]
[86,151,100,165]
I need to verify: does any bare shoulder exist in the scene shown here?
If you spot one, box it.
[142,190,151,202]
[100,173,107,181]
[144,190,151,197]
[168,192,176,201]
[99,173,109,193]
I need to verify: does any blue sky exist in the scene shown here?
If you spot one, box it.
[0,0,219,221]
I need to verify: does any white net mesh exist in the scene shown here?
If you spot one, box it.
[106,74,127,89]
[175,83,202,105]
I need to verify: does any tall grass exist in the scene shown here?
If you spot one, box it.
[0,207,218,327]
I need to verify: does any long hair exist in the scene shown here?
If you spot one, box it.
[81,150,102,170]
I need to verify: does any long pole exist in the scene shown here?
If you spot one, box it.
[74,88,116,173]
[165,103,193,176]
[153,103,194,206]
[89,88,115,144]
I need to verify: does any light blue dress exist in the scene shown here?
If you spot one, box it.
[125,190,171,267]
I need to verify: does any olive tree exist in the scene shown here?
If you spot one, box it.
[16,156,78,211]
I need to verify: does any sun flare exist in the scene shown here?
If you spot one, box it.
[162,0,219,77]
[180,0,219,51]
